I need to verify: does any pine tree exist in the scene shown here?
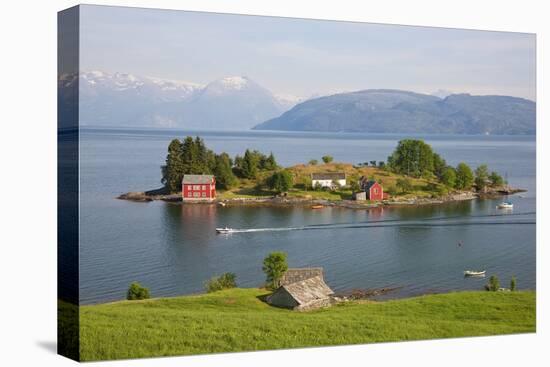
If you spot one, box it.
[161,139,185,193]
[213,153,236,189]
[241,149,259,179]
[263,152,278,170]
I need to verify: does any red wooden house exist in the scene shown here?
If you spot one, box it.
[182,174,216,200]
[361,179,385,201]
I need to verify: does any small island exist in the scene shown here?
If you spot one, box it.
[118,136,524,208]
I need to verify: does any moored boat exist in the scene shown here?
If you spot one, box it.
[497,202,513,209]
[311,205,324,209]
[463,270,486,277]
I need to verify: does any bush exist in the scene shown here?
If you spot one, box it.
[485,275,500,292]
[308,159,318,166]
[510,276,517,291]
[321,155,333,164]
[127,282,150,300]
[262,252,288,289]
[386,185,398,196]
[396,178,413,193]
[205,272,237,293]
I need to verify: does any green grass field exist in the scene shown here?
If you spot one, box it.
[74,288,535,361]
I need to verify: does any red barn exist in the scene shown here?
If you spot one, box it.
[182,174,216,201]
[363,180,384,201]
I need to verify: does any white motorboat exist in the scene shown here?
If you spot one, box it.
[216,227,234,234]
[497,202,513,209]
[463,270,486,277]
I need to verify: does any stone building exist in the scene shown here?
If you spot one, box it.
[266,268,334,311]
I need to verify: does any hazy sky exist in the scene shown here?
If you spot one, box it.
[80,5,536,100]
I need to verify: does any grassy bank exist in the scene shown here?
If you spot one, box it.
[77,288,535,361]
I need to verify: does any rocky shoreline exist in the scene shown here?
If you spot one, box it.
[117,186,525,209]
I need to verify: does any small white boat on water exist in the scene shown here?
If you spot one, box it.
[497,202,513,209]
[464,270,486,277]
[216,227,235,234]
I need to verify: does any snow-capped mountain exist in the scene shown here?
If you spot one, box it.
[431,89,454,99]
[71,71,291,129]
[182,76,288,130]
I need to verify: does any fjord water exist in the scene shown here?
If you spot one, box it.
[79,129,536,304]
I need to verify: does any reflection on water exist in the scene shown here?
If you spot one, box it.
[78,129,536,304]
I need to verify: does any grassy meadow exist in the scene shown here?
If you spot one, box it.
[217,162,445,201]
[75,288,535,361]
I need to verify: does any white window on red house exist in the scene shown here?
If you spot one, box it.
[187,192,192,197]
[202,185,206,190]
[193,192,199,197]
[202,192,206,197]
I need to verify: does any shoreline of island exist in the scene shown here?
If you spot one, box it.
[118,186,525,209]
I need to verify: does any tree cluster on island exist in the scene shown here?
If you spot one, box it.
[161,136,282,193]
[386,139,505,194]
[160,136,506,198]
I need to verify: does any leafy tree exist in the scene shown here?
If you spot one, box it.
[378,161,386,168]
[204,272,237,293]
[308,159,318,166]
[433,153,447,180]
[396,178,413,193]
[127,282,150,300]
[369,160,377,167]
[474,164,490,191]
[267,170,293,193]
[510,276,517,291]
[213,153,236,190]
[440,167,457,188]
[387,139,435,178]
[489,171,504,187]
[322,155,334,164]
[262,252,288,289]
[455,162,474,190]
[161,139,185,193]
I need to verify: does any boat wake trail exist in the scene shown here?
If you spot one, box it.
[222,212,536,234]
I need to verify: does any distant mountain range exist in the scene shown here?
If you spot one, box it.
[253,89,536,135]
[62,71,300,130]
[58,72,535,134]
